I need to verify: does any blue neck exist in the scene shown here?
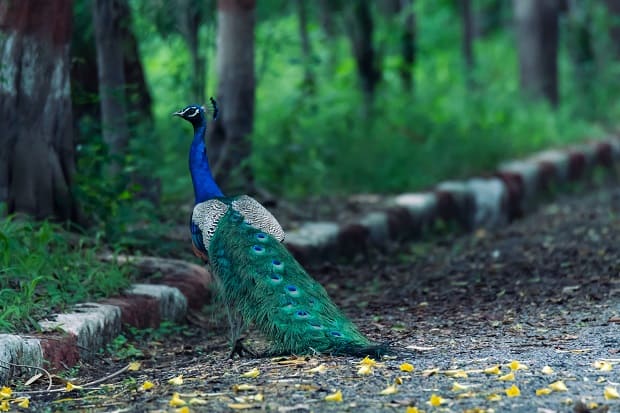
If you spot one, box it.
[189,122,224,203]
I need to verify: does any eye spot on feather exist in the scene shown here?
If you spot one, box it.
[295,310,309,319]
[251,245,265,254]
[255,232,268,242]
[309,322,323,329]
[330,331,343,337]
[272,259,284,271]
[285,285,300,297]
[269,273,282,283]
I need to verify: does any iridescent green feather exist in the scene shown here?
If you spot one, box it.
[208,208,384,356]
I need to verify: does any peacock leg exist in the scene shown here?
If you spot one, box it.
[225,304,257,358]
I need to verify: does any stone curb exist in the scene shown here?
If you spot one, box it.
[284,137,620,264]
[0,260,212,385]
[1,137,618,385]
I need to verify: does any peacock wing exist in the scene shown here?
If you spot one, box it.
[231,195,285,242]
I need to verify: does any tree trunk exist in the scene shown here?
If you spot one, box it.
[346,1,381,103]
[92,0,131,169]
[513,0,560,106]
[295,0,315,91]
[177,0,207,104]
[318,0,336,39]
[0,0,79,221]
[399,0,416,91]
[461,0,475,78]
[605,0,620,58]
[209,0,256,194]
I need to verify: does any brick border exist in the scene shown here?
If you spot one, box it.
[1,137,618,385]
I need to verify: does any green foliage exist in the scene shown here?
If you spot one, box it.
[0,217,133,333]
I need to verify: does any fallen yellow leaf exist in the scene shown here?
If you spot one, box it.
[594,361,613,371]
[0,400,8,412]
[604,386,619,400]
[451,382,469,392]
[233,384,257,392]
[227,403,254,409]
[358,364,373,376]
[241,368,260,378]
[175,407,190,413]
[507,360,528,371]
[360,356,377,367]
[428,394,446,406]
[536,388,552,396]
[140,381,155,391]
[422,368,439,377]
[15,398,29,408]
[483,365,501,375]
[400,362,415,372]
[65,382,83,392]
[505,384,521,397]
[405,407,423,413]
[0,387,11,399]
[541,365,554,375]
[562,397,573,405]
[308,364,327,374]
[169,393,186,407]
[128,361,141,371]
[325,390,343,402]
[498,372,515,381]
[464,409,488,413]
[394,377,404,385]
[168,375,184,385]
[486,393,502,402]
[549,380,568,392]
[444,369,468,378]
[379,384,398,395]
[456,391,476,399]
[189,397,208,405]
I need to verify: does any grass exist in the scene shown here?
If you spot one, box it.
[0,217,134,333]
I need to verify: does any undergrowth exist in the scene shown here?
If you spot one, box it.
[0,217,133,333]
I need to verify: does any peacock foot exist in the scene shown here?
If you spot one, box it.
[229,337,257,359]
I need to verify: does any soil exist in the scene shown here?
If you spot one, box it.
[12,187,620,412]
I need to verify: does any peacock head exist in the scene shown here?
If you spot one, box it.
[173,98,218,128]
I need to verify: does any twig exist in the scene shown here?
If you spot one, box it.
[0,360,53,391]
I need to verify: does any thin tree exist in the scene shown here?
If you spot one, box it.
[92,0,131,171]
[295,0,315,91]
[0,0,79,220]
[209,0,256,194]
[513,0,561,106]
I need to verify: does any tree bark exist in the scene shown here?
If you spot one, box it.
[346,1,381,103]
[513,0,560,106]
[209,0,256,193]
[92,0,131,169]
[318,0,336,39]
[295,0,315,91]
[399,0,415,91]
[0,0,79,221]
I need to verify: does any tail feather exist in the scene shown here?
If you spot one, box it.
[209,209,380,356]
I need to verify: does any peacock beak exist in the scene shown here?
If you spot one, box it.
[172,110,183,117]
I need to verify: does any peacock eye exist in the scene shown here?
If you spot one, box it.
[330,331,343,337]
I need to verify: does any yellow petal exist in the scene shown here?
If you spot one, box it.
[0,387,11,399]
[65,382,83,392]
[486,393,502,402]
[253,393,264,402]
[360,356,377,366]
[483,365,501,375]
[505,384,521,397]
[451,382,469,392]
[308,364,327,374]
[241,368,260,378]
[189,397,208,405]
[405,407,422,413]
[428,394,446,406]
[594,361,613,371]
[507,360,527,371]
[0,400,8,412]
[168,375,184,385]
[464,409,488,413]
[175,407,190,413]
[444,369,468,378]
[325,390,343,402]
[536,388,552,396]
[15,398,30,408]
[227,403,254,409]
[400,362,415,372]
[549,380,568,392]
[587,402,599,409]
[169,393,186,407]
[379,384,398,395]
[394,377,404,385]
[498,372,515,381]
[233,384,257,392]
[140,381,155,391]
[541,365,554,375]
[357,365,373,376]
[128,361,141,371]
[604,386,619,400]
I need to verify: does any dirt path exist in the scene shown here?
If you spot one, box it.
[16,188,620,412]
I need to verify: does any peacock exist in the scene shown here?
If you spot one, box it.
[173,101,386,357]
